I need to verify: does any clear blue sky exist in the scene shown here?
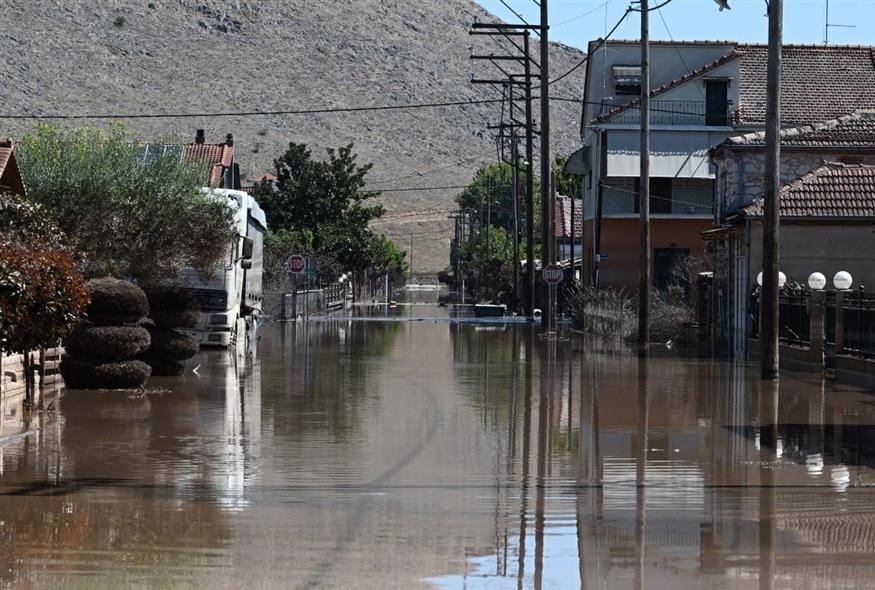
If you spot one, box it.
[475,0,874,49]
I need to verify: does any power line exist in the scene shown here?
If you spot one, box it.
[548,6,633,87]
[552,1,610,27]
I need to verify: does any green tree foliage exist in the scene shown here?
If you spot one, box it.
[0,194,89,353]
[552,154,578,197]
[16,122,235,283]
[458,226,516,304]
[455,162,541,235]
[255,142,406,286]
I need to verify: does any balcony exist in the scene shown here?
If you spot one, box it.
[606,99,733,127]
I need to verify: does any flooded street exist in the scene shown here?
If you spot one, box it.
[2,305,875,589]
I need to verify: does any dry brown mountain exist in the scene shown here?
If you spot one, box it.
[1,0,586,271]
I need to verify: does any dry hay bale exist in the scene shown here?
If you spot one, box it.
[143,327,199,361]
[141,358,185,376]
[86,277,149,325]
[65,325,151,359]
[144,286,201,328]
[61,358,152,390]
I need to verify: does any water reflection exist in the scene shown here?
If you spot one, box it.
[1,310,875,587]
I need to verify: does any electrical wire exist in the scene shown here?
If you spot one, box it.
[552,1,610,27]
[548,6,633,87]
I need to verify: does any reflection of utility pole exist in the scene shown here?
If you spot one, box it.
[761,0,782,379]
[634,354,649,590]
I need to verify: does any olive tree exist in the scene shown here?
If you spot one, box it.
[16,123,235,283]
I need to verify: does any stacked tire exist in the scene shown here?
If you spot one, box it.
[61,278,152,389]
[140,287,201,376]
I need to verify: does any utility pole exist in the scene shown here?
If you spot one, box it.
[524,32,536,320]
[539,0,554,331]
[511,134,521,310]
[637,0,651,349]
[761,0,782,379]
[469,23,539,318]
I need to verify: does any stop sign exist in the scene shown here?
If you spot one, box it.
[287,255,305,274]
[542,264,563,284]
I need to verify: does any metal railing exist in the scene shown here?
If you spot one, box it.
[842,291,875,358]
[607,99,734,126]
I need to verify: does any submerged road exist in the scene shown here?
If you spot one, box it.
[1,305,875,588]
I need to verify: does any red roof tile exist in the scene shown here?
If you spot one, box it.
[736,45,875,127]
[743,162,875,218]
[182,143,234,187]
[554,196,583,239]
[723,110,875,148]
[0,139,26,196]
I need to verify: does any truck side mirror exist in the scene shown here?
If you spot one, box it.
[241,237,254,260]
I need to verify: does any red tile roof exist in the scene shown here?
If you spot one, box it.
[723,110,875,148]
[736,45,875,127]
[554,195,583,239]
[182,143,234,187]
[0,139,26,196]
[742,162,875,218]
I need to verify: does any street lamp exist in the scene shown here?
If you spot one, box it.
[807,272,827,290]
[757,271,786,288]
[833,270,853,290]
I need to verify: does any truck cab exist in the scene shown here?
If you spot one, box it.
[180,189,267,350]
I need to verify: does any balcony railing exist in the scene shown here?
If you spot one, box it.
[606,99,733,126]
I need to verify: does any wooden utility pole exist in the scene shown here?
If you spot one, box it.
[761,0,783,380]
[539,0,554,331]
[524,32,536,319]
[637,0,651,348]
[511,135,521,310]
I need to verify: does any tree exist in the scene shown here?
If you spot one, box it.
[0,194,89,354]
[16,122,235,284]
[254,142,404,284]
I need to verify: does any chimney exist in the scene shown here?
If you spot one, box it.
[225,133,234,146]
[195,129,205,144]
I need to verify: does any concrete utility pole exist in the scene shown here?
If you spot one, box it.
[524,32,536,319]
[539,0,554,331]
[511,135,521,310]
[637,0,651,348]
[761,0,783,380]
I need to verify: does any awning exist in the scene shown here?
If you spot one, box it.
[606,131,715,179]
[563,145,591,176]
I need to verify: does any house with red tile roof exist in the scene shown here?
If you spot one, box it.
[0,139,26,196]
[705,111,875,356]
[554,195,583,267]
[573,41,875,292]
[139,130,239,189]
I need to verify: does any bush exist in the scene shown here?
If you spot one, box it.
[143,327,199,361]
[144,286,200,328]
[567,287,636,342]
[86,277,149,325]
[65,325,150,359]
[60,358,151,389]
[0,243,90,353]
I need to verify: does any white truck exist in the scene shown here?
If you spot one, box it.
[180,189,267,352]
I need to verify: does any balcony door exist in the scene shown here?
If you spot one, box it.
[705,80,729,126]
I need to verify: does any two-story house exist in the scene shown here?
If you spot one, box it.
[576,41,875,291]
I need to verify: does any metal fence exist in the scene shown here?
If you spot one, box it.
[610,99,733,126]
[779,292,810,346]
[842,292,875,358]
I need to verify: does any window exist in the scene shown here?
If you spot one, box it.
[613,65,641,96]
[633,177,673,214]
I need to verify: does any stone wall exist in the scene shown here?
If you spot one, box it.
[714,149,875,218]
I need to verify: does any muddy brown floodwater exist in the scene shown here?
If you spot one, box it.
[2,305,875,589]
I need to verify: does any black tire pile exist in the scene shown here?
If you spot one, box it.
[61,278,152,389]
[140,287,201,376]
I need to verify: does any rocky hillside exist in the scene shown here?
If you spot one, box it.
[1,0,586,271]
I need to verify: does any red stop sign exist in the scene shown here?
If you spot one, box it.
[287,255,305,274]
[542,264,563,284]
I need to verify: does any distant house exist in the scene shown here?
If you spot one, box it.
[139,129,239,189]
[575,41,875,291]
[554,195,583,266]
[0,139,26,196]
[706,111,875,355]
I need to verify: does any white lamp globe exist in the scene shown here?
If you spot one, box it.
[808,272,827,290]
[778,272,787,288]
[833,271,853,290]
[756,272,763,287]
